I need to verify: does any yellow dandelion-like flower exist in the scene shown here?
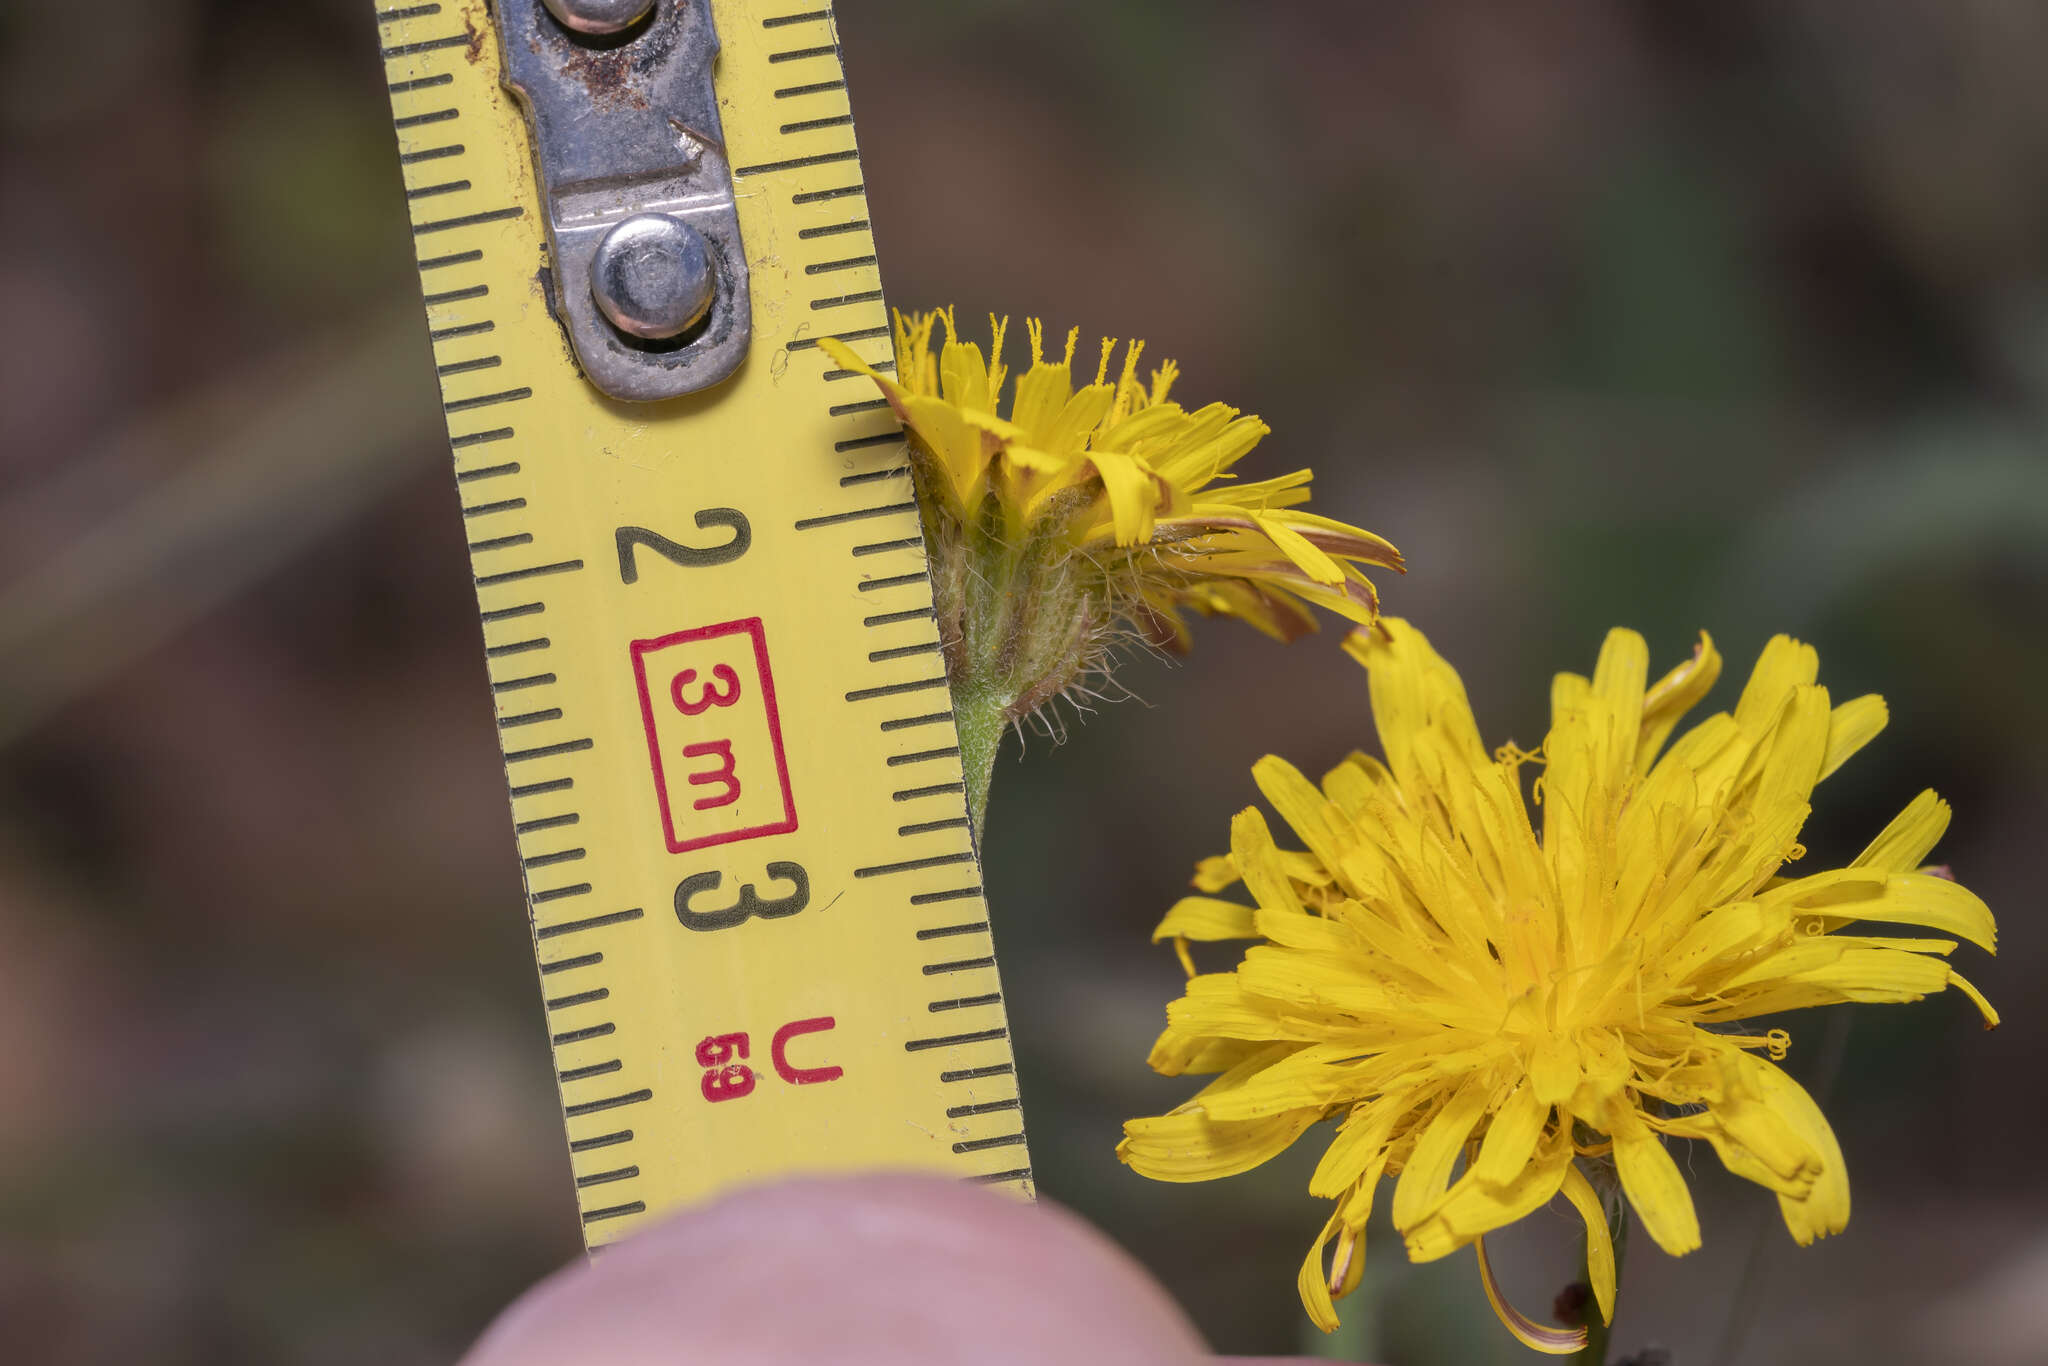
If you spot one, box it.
[823,310,1402,650]
[820,311,1402,831]
[1119,619,1998,1353]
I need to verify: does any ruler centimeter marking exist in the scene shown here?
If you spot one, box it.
[373,0,1031,1243]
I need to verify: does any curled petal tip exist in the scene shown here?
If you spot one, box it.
[1477,1236,1588,1356]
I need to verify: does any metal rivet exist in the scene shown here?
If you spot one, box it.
[590,214,715,342]
[541,0,655,36]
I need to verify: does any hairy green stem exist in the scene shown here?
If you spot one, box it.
[949,513,1019,844]
[937,499,1096,843]
[952,667,1012,842]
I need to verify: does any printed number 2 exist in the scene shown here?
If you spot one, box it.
[615,511,751,584]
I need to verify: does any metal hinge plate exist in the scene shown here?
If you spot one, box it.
[497,0,750,402]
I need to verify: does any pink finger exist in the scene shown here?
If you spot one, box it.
[464,1172,1213,1365]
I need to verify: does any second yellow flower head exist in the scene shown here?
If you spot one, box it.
[1121,620,1998,1351]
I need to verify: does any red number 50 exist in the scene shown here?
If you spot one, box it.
[696,1032,756,1103]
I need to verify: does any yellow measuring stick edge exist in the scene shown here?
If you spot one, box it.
[374,0,1032,1246]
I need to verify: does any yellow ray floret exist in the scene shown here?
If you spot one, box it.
[1119,621,1998,1350]
[819,309,1402,647]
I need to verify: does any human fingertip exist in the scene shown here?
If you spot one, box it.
[462,1172,1211,1366]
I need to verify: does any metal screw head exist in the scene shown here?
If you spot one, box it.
[541,0,655,36]
[590,214,716,342]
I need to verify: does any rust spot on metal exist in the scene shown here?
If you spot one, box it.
[519,5,683,113]
[559,49,649,111]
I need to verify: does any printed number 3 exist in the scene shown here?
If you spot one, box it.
[671,664,741,716]
[674,862,810,932]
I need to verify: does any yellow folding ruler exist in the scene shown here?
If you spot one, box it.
[373,0,1029,1244]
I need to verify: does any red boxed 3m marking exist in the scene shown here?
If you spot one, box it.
[631,618,797,854]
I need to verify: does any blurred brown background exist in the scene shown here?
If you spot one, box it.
[3,1,2044,1362]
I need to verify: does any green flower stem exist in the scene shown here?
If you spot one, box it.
[949,512,1021,845]
[953,666,1012,842]
[1574,1163,1629,1365]
[937,495,1097,844]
